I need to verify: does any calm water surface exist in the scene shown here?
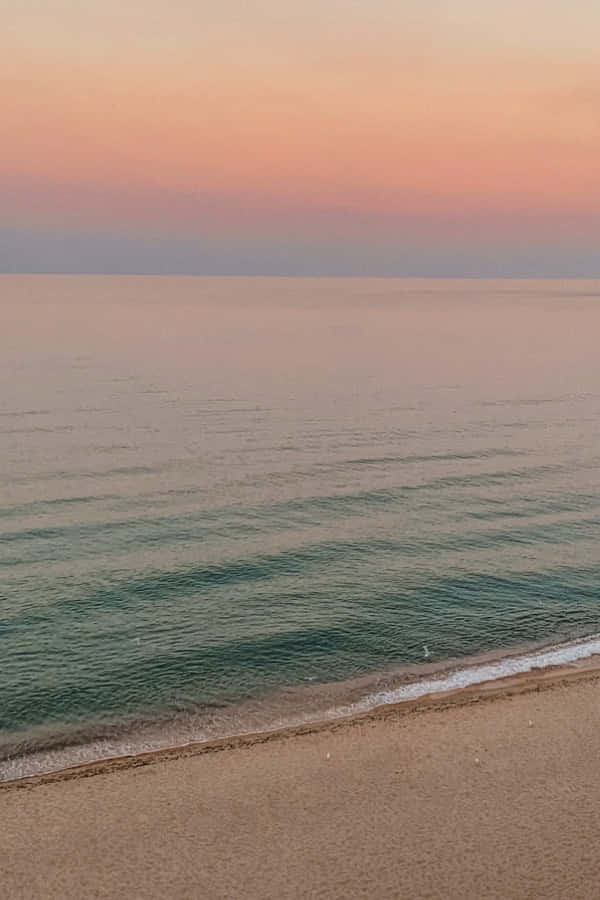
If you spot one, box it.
[2,276,600,777]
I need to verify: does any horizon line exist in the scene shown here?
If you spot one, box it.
[2,272,600,280]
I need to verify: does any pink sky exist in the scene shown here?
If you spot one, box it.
[3,0,600,273]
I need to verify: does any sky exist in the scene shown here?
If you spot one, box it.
[3,0,600,275]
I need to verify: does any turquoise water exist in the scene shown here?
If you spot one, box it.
[2,276,600,778]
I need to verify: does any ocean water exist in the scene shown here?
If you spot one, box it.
[2,276,600,780]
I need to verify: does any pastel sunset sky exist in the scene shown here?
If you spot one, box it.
[3,0,600,274]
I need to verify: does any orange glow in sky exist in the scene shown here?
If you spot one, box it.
[3,0,600,272]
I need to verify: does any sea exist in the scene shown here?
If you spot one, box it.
[2,276,600,781]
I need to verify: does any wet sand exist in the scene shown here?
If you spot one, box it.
[3,664,600,899]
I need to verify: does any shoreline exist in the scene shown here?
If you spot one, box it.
[5,652,600,791]
[3,626,600,785]
[4,655,600,898]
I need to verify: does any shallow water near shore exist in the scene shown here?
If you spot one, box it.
[2,276,600,780]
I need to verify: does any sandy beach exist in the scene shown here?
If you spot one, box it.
[3,666,600,899]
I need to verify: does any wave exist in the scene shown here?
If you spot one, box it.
[2,631,600,785]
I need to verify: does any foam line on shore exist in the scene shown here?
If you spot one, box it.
[352,632,600,713]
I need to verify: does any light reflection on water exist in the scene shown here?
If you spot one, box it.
[1,276,600,775]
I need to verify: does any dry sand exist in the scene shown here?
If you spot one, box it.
[3,665,600,899]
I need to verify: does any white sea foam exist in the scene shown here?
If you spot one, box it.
[348,633,600,714]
